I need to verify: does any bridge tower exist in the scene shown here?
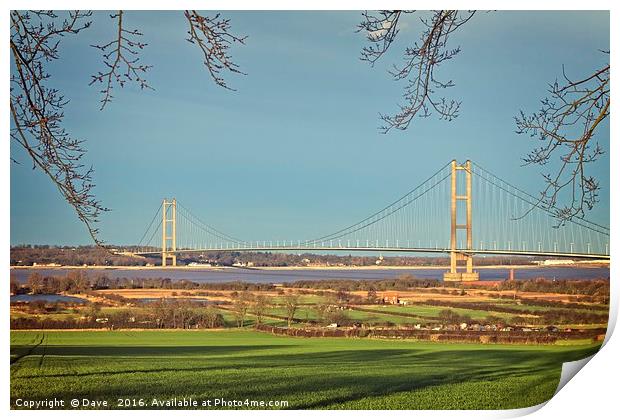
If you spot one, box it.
[161,198,177,267]
[443,160,479,282]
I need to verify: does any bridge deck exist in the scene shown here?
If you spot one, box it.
[128,246,610,260]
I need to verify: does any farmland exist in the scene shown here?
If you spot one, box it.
[11,275,610,335]
[10,329,601,410]
[356,304,517,321]
[10,275,609,409]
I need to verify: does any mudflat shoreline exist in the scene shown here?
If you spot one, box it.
[10,263,608,271]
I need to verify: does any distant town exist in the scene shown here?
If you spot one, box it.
[9,245,610,269]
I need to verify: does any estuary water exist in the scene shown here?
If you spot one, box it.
[10,266,609,284]
[10,294,87,303]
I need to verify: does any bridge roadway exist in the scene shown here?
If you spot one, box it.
[128,246,610,261]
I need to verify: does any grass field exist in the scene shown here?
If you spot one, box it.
[261,306,426,325]
[268,295,326,304]
[219,311,288,328]
[10,330,600,409]
[493,302,610,315]
[359,304,518,321]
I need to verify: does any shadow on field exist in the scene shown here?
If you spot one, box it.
[225,346,597,409]
[10,344,293,358]
[12,343,599,409]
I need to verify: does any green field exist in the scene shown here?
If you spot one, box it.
[493,302,610,315]
[342,308,425,324]
[268,295,325,304]
[262,306,425,325]
[10,330,599,409]
[360,304,517,321]
[262,306,318,321]
[219,311,288,328]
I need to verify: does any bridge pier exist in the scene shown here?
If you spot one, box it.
[161,198,177,267]
[443,160,479,282]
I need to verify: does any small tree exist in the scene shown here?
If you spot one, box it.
[150,298,171,328]
[232,292,253,328]
[284,294,300,327]
[252,294,269,326]
[438,309,460,324]
[176,307,198,329]
[26,272,44,294]
[10,277,21,295]
[367,288,378,303]
[325,310,351,327]
[67,270,90,293]
[202,306,224,329]
[315,304,327,324]
[336,288,351,303]
[107,309,135,329]
[84,301,102,322]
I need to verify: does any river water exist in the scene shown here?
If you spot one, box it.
[10,294,87,303]
[10,266,609,284]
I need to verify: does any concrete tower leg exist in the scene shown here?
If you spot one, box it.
[161,198,177,267]
[162,199,168,267]
[444,160,478,282]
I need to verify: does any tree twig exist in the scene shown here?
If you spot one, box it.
[90,11,153,110]
[184,10,247,90]
[10,10,108,244]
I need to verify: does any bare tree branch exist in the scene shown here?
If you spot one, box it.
[358,10,409,65]
[10,10,245,245]
[359,10,475,132]
[90,11,153,110]
[11,10,247,246]
[184,10,247,90]
[10,10,108,244]
[360,11,608,221]
[516,56,609,222]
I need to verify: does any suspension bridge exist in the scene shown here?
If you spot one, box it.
[125,160,610,281]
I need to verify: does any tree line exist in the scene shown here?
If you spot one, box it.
[485,278,609,298]
[11,245,537,267]
[13,271,609,299]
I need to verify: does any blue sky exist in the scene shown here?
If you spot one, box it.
[10,10,610,246]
